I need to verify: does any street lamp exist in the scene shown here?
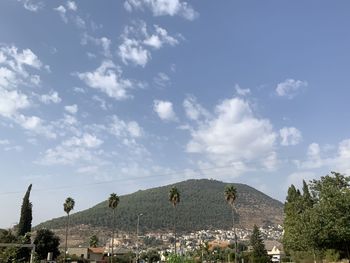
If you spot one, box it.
[136,213,143,263]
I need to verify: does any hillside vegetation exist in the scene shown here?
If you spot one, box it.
[37,179,283,232]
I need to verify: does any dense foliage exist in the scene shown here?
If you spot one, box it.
[283,172,350,261]
[34,229,60,260]
[17,184,33,237]
[17,184,33,262]
[37,179,283,232]
[250,225,270,263]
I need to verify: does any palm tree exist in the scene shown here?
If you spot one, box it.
[168,187,180,254]
[108,193,120,261]
[63,197,75,263]
[224,185,238,263]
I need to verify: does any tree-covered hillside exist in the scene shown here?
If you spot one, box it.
[36,179,283,232]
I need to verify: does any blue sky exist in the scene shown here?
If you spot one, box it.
[1,0,350,228]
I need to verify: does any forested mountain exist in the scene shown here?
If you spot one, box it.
[37,179,283,232]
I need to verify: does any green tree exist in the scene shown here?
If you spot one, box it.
[17,184,33,237]
[108,193,120,259]
[16,184,33,262]
[250,225,270,263]
[309,172,350,257]
[0,229,18,262]
[140,249,161,263]
[283,172,350,261]
[34,229,60,260]
[89,235,99,248]
[169,187,180,254]
[63,197,75,262]
[224,185,238,263]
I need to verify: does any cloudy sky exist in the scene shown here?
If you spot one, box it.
[1,0,350,228]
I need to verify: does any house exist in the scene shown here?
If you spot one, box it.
[66,247,107,263]
[265,240,285,263]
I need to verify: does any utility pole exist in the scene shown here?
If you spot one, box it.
[136,213,143,263]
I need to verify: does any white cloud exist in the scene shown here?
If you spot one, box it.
[67,1,77,11]
[144,25,178,49]
[279,127,302,146]
[109,115,143,138]
[296,140,350,173]
[0,44,56,139]
[0,89,30,117]
[118,38,150,67]
[118,21,180,67]
[64,104,78,114]
[186,97,277,168]
[124,0,199,20]
[64,133,103,148]
[15,114,56,139]
[235,84,251,96]
[40,91,61,104]
[153,100,177,121]
[54,5,67,23]
[0,139,10,145]
[276,79,308,99]
[40,134,103,165]
[183,95,210,121]
[19,0,44,12]
[77,165,98,174]
[333,139,350,174]
[77,60,133,100]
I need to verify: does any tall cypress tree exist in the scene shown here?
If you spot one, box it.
[16,184,33,262]
[17,184,33,236]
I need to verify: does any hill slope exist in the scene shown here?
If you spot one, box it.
[37,179,283,232]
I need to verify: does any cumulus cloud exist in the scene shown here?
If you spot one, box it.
[0,89,30,117]
[54,1,85,27]
[109,115,143,138]
[118,21,180,67]
[186,97,277,168]
[64,104,78,114]
[153,100,177,121]
[40,91,61,104]
[15,114,56,139]
[296,139,350,174]
[276,79,308,99]
[67,1,77,11]
[143,25,179,49]
[0,45,45,118]
[77,60,133,100]
[124,0,199,20]
[40,133,103,165]
[279,127,302,146]
[119,38,150,67]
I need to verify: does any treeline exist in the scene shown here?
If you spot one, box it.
[283,172,350,262]
[37,179,283,232]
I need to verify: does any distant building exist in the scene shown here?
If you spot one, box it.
[264,240,285,263]
[67,247,107,263]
